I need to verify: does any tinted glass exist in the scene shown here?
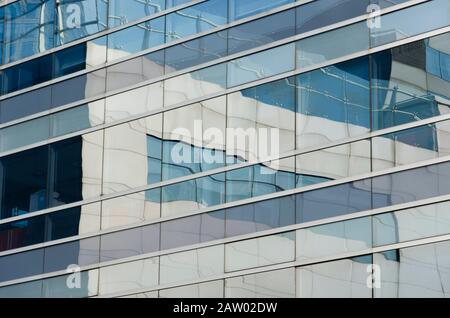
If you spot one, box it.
[229,0,293,21]
[0,214,45,252]
[108,0,165,27]
[0,249,44,282]
[54,43,87,77]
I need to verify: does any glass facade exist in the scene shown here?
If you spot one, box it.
[0,0,450,299]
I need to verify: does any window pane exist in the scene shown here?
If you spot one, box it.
[105,82,163,123]
[162,97,226,179]
[227,77,296,163]
[159,280,224,298]
[225,232,295,272]
[99,257,159,295]
[165,0,228,42]
[164,63,227,106]
[225,195,296,237]
[100,224,160,262]
[102,114,162,194]
[165,32,228,73]
[296,140,371,187]
[2,116,50,152]
[1,145,48,219]
[101,189,161,230]
[0,249,44,282]
[53,43,87,77]
[0,87,51,124]
[4,0,55,63]
[106,50,164,92]
[43,269,98,298]
[227,43,295,87]
[296,22,369,69]
[297,0,369,34]
[229,0,293,21]
[375,240,450,297]
[225,268,295,298]
[228,10,295,55]
[56,0,108,45]
[3,54,52,94]
[161,174,225,218]
[108,0,165,27]
[43,237,100,273]
[159,245,224,285]
[107,17,165,61]
[0,214,45,252]
[370,0,450,48]
[296,217,372,262]
[0,279,42,298]
[373,201,450,247]
[296,255,372,298]
[296,57,370,150]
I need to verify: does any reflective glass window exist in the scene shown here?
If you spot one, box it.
[107,17,165,61]
[108,0,165,27]
[0,279,42,298]
[159,280,224,298]
[1,116,50,152]
[228,10,295,55]
[297,255,372,298]
[0,214,45,252]
[228,0,293,21]
[225,268,295,298]
[225,232,295,272]
[56,0,108,45]
[42,269,98,298]
[0,249,44,282]
[165,0,228,42]
[227,43,295,87]
[159,245,224,285]
[4,0,55,63]
[53,43,87,77]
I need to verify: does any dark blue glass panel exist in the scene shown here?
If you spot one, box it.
[54,43,87,77]
[0,215,45,252]
[3,54,52,94]
[228,10,295,55]
[45,208,82,241]
[0,249,44,282]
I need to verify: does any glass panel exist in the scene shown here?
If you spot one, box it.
[375,240,450,298]
[160,211,225,250]
[225,232,295,272]
[106,50,165,92]
[85,36,107,67]
[100,224,160,262]
[296,22,369,69]
[227,43,295,87]
[225,268,295,298]
[372,161,450,209]
[296,217,372,262]
[98,257,159,295]
[371,35,450,131]
[164,63,227,106]
[297,0,369,34]
[53,43,87,77]
[297,180,372,223]
[2,116,50,152]
[372,121,450,171]
[0,279,42,298]
[102,114,162,194]
[162,97,226,179]
[101,189,160,229]
[4,0,55,63]
[225,195,296,237]
[228,0,293,21]
[370,0,450,48]
[51,100,105,137]
[43,237,100,273]
[373,201,450,247]
[56,0,108,45]
[108,0,165,27]
[0,214,45,252]
[165,0,228,42]
[161,174,225,218]
[227,77,296,163]
[296,255,372,298]
[0,87,51,124]
[0,249,44,282]
[42,269,98,298]
[228,10,295,55]
[226,157,296,202]
[296,140,371,187]
[3,54,52,94]
[1,145,48,219]
[105,82,163,123]
[165,32,228,73]
[159,245,224,285]
[159,280,224,298]
[296,57,370,150]
[51,69,106,108]
[107,17,165,61]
